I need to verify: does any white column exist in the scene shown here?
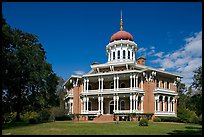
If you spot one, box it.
[133,94,136,112]
[133,74,136,89]
[98,96,101,114]
[154,97,157,112]
[136,74,138,88]
[117,75,119,91]
[86,79,89,93]
[141,77,144,89]
[101,96,104,114]
[84,79,86,92]
[111,51,113,60]
[126,49,128,60]
[162,96,165,111]
[114,76,116,91]
[98,77,101,91]
[101,77,104,91]
[133,52,135,60]
[130,74,132,90]
[168,97,170,112]
[83,97,86,113]
[116,50,118,61]
[141,96,144,111]
[172,99,175,112]
[116,96,119,112]
[130,94,132,113]
[157,98,160,111]
[130,50,132,60]
[113,96,116,113]
[86,97,89,112]
[136,95,138,111]
[108,52,110,61]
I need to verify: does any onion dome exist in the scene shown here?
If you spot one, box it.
[110,10,133,42]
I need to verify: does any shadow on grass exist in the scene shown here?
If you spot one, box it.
[167,126,202,135]
[2,121,53,130]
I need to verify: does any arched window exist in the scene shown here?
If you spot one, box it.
[156,79,159,87]
[88,101,92,111]
[120,83,125,88]
[162,80,165,88]
[167,81,170,89]
[88,85,92,90]
[128,51,130,59]
[123,50,126,59]
[132,51,134,60]
[118,50,120,59]
[120,100,125,110]
[113,52,115,59]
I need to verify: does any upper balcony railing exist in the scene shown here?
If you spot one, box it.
[82,87,144,95]
[154,87,177,95]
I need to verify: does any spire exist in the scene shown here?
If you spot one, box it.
[120,10,123,31]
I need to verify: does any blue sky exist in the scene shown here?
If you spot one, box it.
[2,2,202,87]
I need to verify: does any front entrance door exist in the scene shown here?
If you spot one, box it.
[110,105,114,114]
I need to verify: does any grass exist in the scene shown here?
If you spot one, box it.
[2,121,202,135]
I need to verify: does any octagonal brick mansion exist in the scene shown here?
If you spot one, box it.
[63,13,182,121]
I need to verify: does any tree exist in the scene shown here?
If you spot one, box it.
[188,66,202,116]
[2,17,59,121]
[192,66,202,91]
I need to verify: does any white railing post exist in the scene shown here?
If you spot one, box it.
[162,96,165,112]
[98,77,101,91]
[86,79,89,93]
[98,96,101,114]
[117,76,119,91]
[113,95,116,113]
[101,77,104,92]
[86,97,89,113]
[130,94,132,113]
[130,74,132,90]
[101,96,104,114]
[116,96,119,113]
[84,79,86,92]
[141,96,144,111]
[114,76,116,91]
[136,74,138,88]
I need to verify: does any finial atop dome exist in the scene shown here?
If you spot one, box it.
[120,10,123,31]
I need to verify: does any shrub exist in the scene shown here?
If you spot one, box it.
[3,112,17,124]
[198,114,202,125]
[159,117,180,122]
[178,108,200,124]
[55,115,72,121]
[153,117,161,122]
[22,111,40,124]
[39,109,51,122]
[139,118,149,126]
[88,116,96,120]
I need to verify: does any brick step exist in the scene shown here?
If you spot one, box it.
[93,115,114,122]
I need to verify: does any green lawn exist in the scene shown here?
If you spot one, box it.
[2,121,202,135]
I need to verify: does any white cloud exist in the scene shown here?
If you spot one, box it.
[153,52,164,58]
[151,31,202,87]
[150,46,155,50]
[147,49,155,55]
[138,47,147,53]
[73,70,85,76]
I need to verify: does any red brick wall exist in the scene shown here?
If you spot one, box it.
[143,79,155,113]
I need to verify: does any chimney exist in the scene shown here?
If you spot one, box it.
[136,56,146,65]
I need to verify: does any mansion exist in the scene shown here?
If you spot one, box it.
[63,13,182,121]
